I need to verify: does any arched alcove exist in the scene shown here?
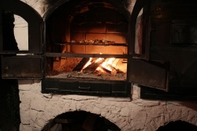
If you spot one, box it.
[157,120,197,131]
[42,111,120,131]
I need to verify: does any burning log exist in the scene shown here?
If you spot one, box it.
[103,65,117,75]
[98,58,126,75]
[73,57,90,71]
[83,58,105,73]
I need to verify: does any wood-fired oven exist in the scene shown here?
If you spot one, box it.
[41,0,169,97]
[2,0,197,100]
[0,0,172,98]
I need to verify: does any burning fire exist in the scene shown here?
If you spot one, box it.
[81,56,118,75]
[81,57,93,70]
[51,53,126,78]
[100,58,115,72]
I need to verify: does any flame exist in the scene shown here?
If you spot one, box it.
[100,58,115,71]
[95,66,106,73]
[95,57,104,63]
[81,57,92,71]
[96,52,104,63]
[81,51,117,74]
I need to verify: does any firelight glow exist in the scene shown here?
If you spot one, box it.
[100,58,115,72]
[81,57,117,74]
[81,57,92,71]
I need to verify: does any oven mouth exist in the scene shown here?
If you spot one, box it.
[41,0,131,97]
[45,56,127,81]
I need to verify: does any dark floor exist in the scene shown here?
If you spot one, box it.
[0,79,20,131]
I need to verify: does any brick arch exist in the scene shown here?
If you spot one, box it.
[38,101,127,130]
[41,110,121,131]
[157,120,197,131]
[141,103,197,131]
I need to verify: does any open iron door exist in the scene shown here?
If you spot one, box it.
[0,0,43,79]
[1,56,43,79]
[129,58,169,91]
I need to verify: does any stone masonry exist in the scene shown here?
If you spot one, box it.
[18,80,197,131]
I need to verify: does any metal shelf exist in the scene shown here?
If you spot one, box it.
[45,53,129,58]
[54,42,128,46]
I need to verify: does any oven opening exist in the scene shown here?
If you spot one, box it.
[46,56,127,81]
[45,1,129,82]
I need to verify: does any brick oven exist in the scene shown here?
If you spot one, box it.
[1,0,197,131]
[1,0,170,97]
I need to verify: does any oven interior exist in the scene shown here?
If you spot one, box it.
[42,0,131,97]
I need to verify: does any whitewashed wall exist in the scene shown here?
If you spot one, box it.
[18,80,197,131]
[14,0,197,131]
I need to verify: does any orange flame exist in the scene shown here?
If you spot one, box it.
[81,57,92,71]
[100,58,115,71]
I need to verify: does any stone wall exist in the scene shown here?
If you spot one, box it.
[18,80,197,131]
